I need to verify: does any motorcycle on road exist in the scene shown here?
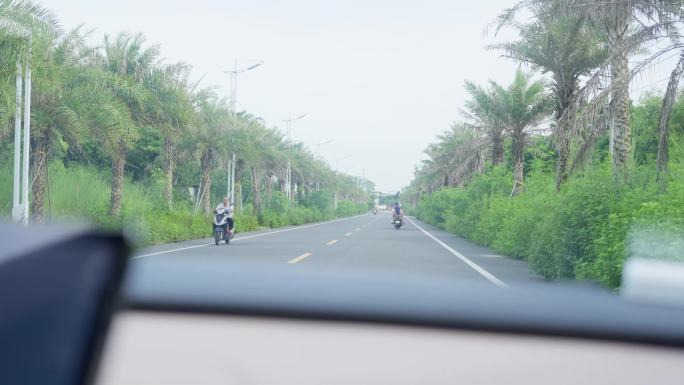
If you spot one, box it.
[213,210,234,245]
[392,215,403,230]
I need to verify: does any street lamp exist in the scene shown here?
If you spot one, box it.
[313,139,333,157]
[223,60,263,205]
[224,59,263,113]
[283,113,308,203]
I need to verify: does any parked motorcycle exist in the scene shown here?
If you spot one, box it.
[213,210,233,245]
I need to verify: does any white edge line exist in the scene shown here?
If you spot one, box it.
[405,217,509,289]
[133,214,367,259]
[131,243,212,258]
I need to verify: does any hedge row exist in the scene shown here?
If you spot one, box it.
[416,164,684,288]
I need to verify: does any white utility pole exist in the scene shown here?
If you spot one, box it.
[12,60,22,221]
[282,113,307,203]
[22,62,31,224]
[12,40,32,225]
[230,152,236,203]
[224,59,262,204]
[226,150,234,204]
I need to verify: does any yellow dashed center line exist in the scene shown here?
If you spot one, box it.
[288,252,312,264]
[326,239,339,246]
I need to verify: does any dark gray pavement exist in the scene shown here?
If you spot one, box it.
[132,212,537,288]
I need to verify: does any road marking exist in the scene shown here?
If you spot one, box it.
[131,243,213,258]
[362,216,380,228]
[355,227,361,231]
[288,252,312,264]
[345,232,352,236]
[481,254,504,258]
[405,217,509,289]
[132,214,366,259]
[326,239,339,246]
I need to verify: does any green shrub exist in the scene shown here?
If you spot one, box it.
[267,191,290,212]
[335,200,366,217]
[287,206,307,225]
[234,213,259,232]
[414,159,684,287]
[0,163,372,247]
[306,189,335,218]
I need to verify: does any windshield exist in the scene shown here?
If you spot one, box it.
[2,1,684,306]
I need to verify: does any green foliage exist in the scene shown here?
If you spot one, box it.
[0,3,374,244]
[0,163,251,245]
[335,201,366,217]
[416,148,684,288]
[257,193,364,229]
[266,191,290,212]
[305,189,335,218]
[235,213,259,232]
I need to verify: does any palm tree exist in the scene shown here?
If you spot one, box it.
[463,81,507,166]
[505,0,684,181]
[235,117,286,216]
[656,52,684,189]
[99,32,158,216]
[8,25,137,223]
[491,3,607,190]
[492,70,550,196]
[0,0,56,31]
[190,90,230,214]
[421,123,485,190]
[143,62,195,208]
[0,0,57,128]
[28,27,93,222]
[0,0,60,221]
[407,122,486,200]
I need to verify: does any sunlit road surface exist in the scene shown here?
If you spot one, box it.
[132,212,536,287]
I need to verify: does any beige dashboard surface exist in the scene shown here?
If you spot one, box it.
[96,311,684,385]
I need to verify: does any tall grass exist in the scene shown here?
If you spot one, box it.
[0,163,367,246]
[0,163,247,246]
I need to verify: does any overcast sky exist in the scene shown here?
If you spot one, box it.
[46,0,675,193]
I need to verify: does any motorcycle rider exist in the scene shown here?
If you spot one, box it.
[214,197,235,238]
[392,201,403,224]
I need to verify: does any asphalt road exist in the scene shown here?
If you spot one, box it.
[132,211,537,288]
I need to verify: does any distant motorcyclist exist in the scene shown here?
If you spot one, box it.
[214,197,235,237]
[392,202,403,224]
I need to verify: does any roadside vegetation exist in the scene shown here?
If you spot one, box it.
[404,0,684,288]
[0,1,371,245]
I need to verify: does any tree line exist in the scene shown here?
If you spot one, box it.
[0,1,373,228]
[407,0,684,199]
[403,0,684,286]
